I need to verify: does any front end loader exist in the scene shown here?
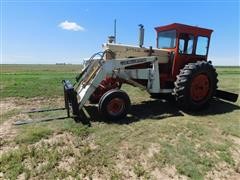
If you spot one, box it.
[14,23,238,125]
[64,23,238,122]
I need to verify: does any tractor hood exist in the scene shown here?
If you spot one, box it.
[102,43,170,64]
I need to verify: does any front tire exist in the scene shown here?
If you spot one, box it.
[98,89,131,120]
[173,61,218,110]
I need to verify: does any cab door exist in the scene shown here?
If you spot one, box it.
[172,33,210,78]
[172,33,196,77]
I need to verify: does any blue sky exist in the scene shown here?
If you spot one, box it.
[1,0,239,65]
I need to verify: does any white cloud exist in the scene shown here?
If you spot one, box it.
[59,20,85,31]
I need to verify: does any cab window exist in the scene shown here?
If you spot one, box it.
[178,33,194,54]
[157,30,176,49]
[196,36,209,56]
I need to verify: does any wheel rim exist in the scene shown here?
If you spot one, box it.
[190,74,210,102]
[106,98,125,116]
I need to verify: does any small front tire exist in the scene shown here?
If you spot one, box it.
[98,89,131,120]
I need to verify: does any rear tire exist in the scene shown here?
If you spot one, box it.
[173,61,218,110]
[98,89,131,120]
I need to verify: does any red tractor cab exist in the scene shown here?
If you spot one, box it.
[153,23,219,109]
[155,23,213,81]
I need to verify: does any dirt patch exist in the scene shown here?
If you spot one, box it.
[115,142,137,179]
[25,132,101,178]
[116,152,136,179]
[229,135,240,176]
[33,132,77,150]
[206,162,240,180]
[0,114,25,138]
[0,113,30,156]
[21,133,78,176]
[0,99,17,116]
[0,97,64,116]
[0,97,64,156]
[230,135,240,146]
[147,143,160,158]
[57,156,75,172]
[17,172,28,180]
[14,97,64,110]
[151,166,187,180]
[115,142,187,179]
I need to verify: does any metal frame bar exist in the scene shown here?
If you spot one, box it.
[13,116,70,125]
[75,56,161,111]
[23,107,66,113]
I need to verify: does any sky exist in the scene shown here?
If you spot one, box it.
[1,0,239,65]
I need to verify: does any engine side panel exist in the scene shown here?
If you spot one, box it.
[103,43,169,64]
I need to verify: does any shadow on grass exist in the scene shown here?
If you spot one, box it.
[187,98,240,116]
[85,99,183,125]
[82,98,239,125]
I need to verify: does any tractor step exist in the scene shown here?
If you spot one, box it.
[215,89,239,102]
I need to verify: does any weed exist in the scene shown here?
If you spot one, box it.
[15,125,53,144]
[133,162,146,177]
[0,146,28,179]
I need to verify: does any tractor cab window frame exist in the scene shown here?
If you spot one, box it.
[157,30,176,49]
[178,33,194,55]
[196,36,209,56]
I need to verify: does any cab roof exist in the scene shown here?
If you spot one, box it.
[155,23,213,37]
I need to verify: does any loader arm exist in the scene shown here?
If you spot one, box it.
[63,56,169,119]
[75,56,161,109]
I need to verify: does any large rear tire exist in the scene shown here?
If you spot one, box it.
[173,61,218,110]
[98,89,131,120]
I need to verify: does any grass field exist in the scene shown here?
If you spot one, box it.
[0,64,240,179]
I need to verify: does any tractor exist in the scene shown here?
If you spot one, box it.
[60,23,238,122]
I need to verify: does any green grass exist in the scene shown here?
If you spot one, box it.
[133,163,147,177]
[0,64,239,179]
[0,64,82,98]
[15,125,54,144]
[0,145,31,180]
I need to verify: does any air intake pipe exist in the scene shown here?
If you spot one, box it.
[139,24,144,48]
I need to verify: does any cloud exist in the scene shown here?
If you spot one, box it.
[59,20,85,31]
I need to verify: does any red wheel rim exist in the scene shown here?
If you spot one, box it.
[190,74,210,102]
[106,98,125,116]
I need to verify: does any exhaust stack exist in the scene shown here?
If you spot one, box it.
[139,24,144,47]
[107,19,117,44]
